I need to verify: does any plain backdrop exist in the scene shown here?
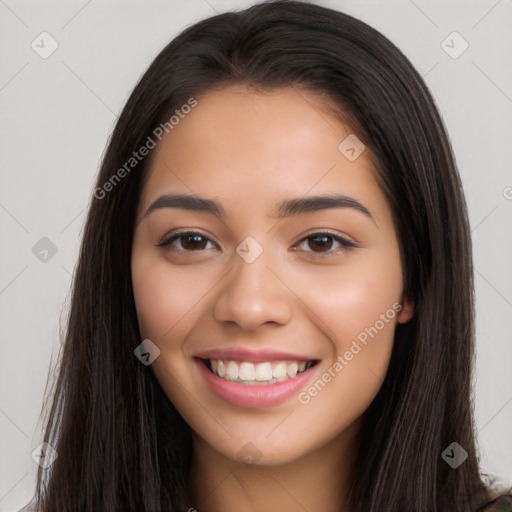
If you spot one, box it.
[0,0,511,510]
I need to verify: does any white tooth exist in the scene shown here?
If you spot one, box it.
[298,361,306,372]
[216,360,226,377]
[273,362,287,380]
[287,361,298,378]
[210,359,218,372]
[239,362,256,381]
[255,362,273,381]
[226,361,239,380]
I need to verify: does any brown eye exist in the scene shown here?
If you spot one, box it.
[157,232,216,251]
[180,234,208,250]
[294,232,357,256]
[307,234,334,252]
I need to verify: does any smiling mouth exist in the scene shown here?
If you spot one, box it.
[199,358,318,385]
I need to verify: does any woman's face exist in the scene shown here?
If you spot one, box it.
[131,84,413,465]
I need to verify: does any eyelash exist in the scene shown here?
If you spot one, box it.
[156,230,358,257]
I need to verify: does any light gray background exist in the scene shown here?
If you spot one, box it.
[1,0,511,510]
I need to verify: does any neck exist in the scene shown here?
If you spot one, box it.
[189,421,360,512]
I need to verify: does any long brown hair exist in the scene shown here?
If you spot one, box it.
[32,1,492,510]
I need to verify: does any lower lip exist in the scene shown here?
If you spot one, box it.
[196,359,317,408]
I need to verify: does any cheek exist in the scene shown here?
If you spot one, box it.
[131,258,176,338]
[290,250,402,419]
[132,256,188,344]
[294,273,400,428]
[131,255,206,409]
[131,253,213,341]
[290,251,403,346]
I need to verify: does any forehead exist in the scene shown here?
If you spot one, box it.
[139,84,383,218]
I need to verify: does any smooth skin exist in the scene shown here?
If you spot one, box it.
[131,84,414,512]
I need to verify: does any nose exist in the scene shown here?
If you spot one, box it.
[213,250,293,331]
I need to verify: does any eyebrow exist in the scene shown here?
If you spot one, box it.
[142,193,374,222]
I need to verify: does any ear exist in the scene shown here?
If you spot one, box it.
[396,295,415,324]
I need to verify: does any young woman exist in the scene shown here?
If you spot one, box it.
[23,1,511,511]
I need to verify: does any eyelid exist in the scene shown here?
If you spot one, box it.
[157,228,358,256]
[156,230,219,249]
[290,230,358,257]
[292,229,358,248]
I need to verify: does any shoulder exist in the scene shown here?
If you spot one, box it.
[479,493,512,512]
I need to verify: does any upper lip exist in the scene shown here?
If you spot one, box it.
[194,347,316,363]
